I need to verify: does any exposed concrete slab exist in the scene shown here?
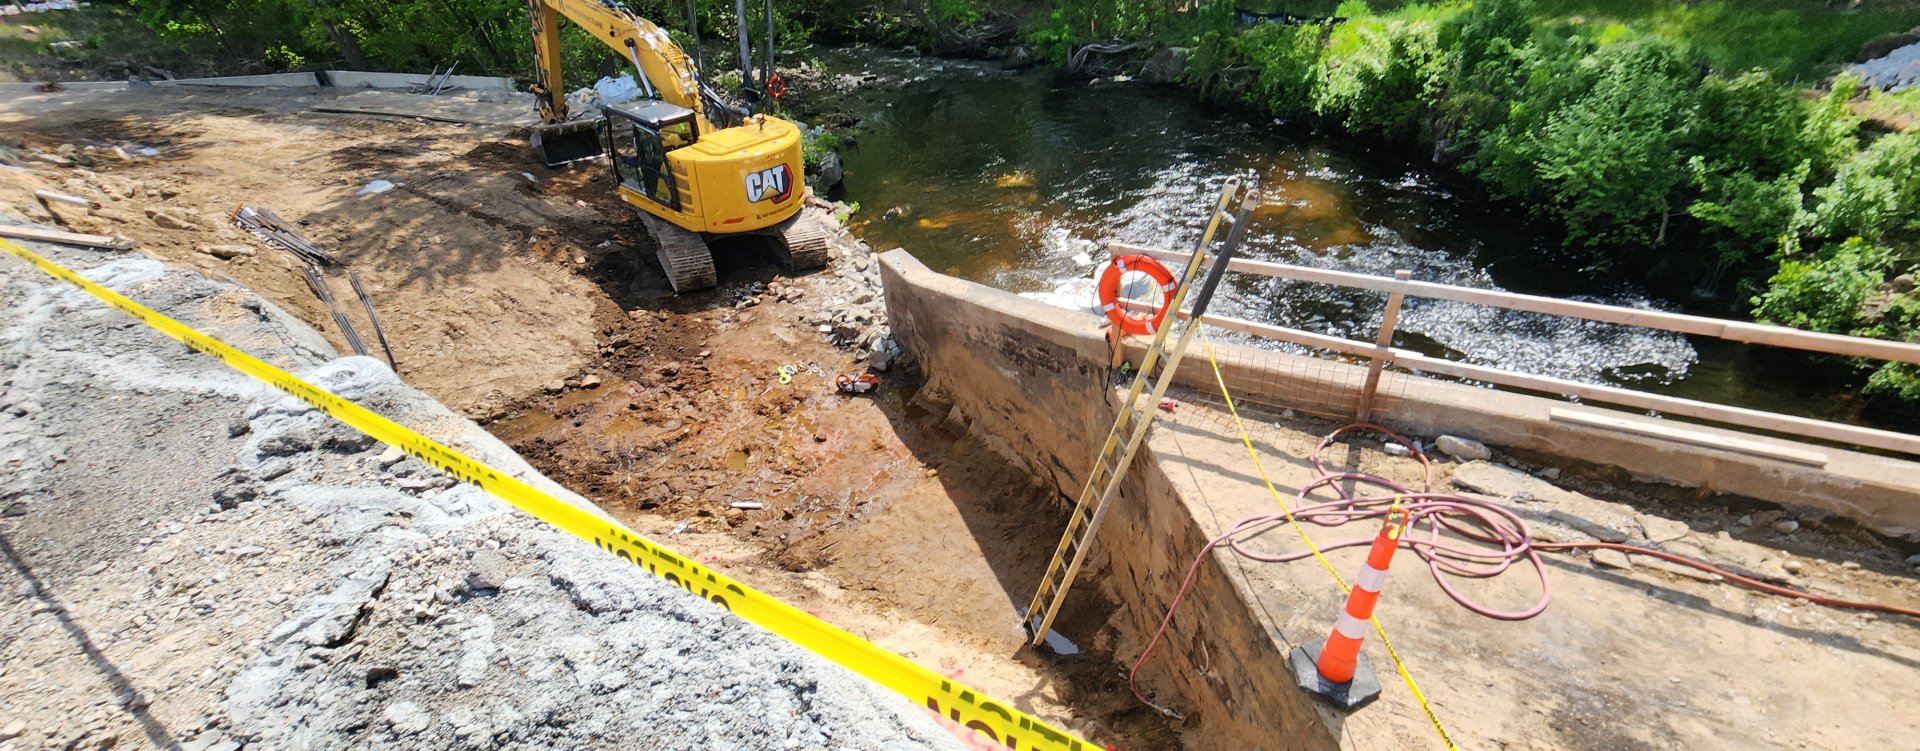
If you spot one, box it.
[310,89,538,127]
[151,72,322,88]
[323,70,514,93]
[1139,407,1920,751]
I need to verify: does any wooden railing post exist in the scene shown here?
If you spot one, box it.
[1357,270,1412,421]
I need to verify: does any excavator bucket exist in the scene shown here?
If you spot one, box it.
[530,119,604,167]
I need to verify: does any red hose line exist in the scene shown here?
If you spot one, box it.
[1126,423,1920,715]
[1536,541,1920,618]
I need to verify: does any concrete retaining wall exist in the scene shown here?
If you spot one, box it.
[879,249,1321,749]
[878,248,1110,498]
[1122,337,1920,539]
[152,72,322,88]
[322,71,515,92]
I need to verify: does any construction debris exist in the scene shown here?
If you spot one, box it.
[350,272,397,370]
[232,206,334,266]
[0,223,133,250]
[31,188,95,209]
[836,373,879,394]
[301,266,368,357]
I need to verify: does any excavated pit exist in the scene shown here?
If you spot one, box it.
[481,264,1186,749]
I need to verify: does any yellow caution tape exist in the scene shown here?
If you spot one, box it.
[0,237,1099,751]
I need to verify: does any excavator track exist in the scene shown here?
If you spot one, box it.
[771,214,832,272]
[640,214,717,293]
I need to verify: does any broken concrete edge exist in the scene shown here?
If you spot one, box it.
[0,237,970,749]
[0,70,514,95]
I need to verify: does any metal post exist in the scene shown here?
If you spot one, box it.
[685,0,704,83]
[763,0,775,94]
[1356,270,1411,421]
[734,0,756,97]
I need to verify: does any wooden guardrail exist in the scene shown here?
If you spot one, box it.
[1110,242,1920,457]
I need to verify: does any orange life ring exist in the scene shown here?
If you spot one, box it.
[767,73,788,100]
[1096,254,1179,336]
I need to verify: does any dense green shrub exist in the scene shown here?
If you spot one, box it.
[1812,131,1920,244]
[1312,2,1455,137]
[1235,23,1324,115]
[1528,38,1699,248]
[1753,238,1887,332]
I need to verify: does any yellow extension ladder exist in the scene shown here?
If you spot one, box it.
[1023,181,1260,646]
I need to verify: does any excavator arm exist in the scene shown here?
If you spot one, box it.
[525,0,710,129]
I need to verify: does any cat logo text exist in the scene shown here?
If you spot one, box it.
[745,164,794,204]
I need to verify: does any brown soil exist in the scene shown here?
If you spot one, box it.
[488,272,1179,748]
[0,90,1178,749]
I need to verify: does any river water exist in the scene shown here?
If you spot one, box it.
[813,49,1887,431]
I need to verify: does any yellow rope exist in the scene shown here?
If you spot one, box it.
[1197,330,1461,751]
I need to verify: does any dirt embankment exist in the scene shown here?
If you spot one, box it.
[1,89,1176,748]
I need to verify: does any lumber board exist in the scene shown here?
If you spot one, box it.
[0,224,133,250]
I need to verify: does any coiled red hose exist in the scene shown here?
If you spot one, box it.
[1127,423,1920,714]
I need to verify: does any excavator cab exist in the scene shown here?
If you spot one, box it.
[600,100,697,210]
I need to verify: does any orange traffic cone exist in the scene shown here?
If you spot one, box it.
[1289,503,1409,710]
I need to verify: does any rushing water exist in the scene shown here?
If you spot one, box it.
[812,49,1889,430]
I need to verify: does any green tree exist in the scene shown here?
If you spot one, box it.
[1528,38,1700,249]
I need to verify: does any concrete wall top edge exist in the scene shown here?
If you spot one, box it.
[878,249,1107,348]
[323,71,516,92]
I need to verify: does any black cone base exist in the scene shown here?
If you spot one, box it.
[1289,642,1382,711]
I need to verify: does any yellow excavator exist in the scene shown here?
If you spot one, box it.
[524,0,829,292]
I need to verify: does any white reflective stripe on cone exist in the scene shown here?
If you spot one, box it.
[1356,563,1389,593]
[1334,611,1369,640]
